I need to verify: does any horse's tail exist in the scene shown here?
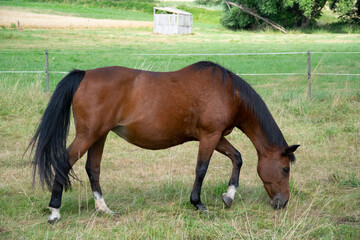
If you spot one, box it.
[27,70,86,191]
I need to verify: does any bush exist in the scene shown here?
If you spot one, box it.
[221,0,327,30]
[329,0,360,24]
[221,6,254,30]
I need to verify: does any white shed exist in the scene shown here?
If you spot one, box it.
[153,7,192,34]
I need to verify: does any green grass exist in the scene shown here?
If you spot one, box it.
[0,0,155,20]
[1,1,360,239]
[0,0,223,23]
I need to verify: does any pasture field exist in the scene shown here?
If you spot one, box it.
[1,2,360,239]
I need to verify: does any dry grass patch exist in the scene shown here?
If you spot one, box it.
[0,9,152,29]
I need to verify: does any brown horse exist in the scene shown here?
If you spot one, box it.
[28,61,299,223]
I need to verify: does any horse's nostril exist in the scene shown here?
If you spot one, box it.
[283,200,288,208]
[273,198,281,210]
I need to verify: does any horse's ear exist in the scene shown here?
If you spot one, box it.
[283,145,300,156]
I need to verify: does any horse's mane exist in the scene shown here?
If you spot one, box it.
[190,61,291,154]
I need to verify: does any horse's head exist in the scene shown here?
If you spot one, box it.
[257,144,300,209]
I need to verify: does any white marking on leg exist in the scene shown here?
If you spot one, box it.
[93,191,114,214]
[226,185,237,200]
[48,207,60,223]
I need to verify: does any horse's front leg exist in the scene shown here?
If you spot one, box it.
[190,132,221,211]
[215,137,243,208]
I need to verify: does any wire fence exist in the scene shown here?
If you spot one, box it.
[1,50,359,99]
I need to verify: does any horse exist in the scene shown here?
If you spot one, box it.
[28,61,299,223]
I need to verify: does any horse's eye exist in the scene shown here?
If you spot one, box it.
[282,167,290,174]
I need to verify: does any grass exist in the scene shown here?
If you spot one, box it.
[0,0,155,21]
[1,1,360,239]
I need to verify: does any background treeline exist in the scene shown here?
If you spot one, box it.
[198,0,359,30]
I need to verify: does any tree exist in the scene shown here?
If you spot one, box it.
[329,0,360,23]
[221,0,327,30]
[284,0,327,27]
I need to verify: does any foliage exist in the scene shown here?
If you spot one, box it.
[329,0,360,23]
[221,0,330,30]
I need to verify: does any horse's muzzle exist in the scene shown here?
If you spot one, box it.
[272,197,288,210]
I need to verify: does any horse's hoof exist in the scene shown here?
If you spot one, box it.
[196,203,207,212]
[106,209,116,216]
[222,193,233,208]
[47,217,60,224]
[97,208,115,215]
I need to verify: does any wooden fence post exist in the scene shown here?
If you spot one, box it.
[307,50,311,100]
[45,50,49,94]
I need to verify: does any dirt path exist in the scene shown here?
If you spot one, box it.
[0,8,153,29]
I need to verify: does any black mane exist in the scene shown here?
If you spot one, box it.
[191,61,288,150]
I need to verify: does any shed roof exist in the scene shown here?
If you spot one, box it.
[154,7,192,15]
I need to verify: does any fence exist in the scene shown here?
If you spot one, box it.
[1,51,359,99]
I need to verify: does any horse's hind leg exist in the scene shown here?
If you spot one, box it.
[48,135,95,223]
[215,137,243,208]
[85,134,114,214]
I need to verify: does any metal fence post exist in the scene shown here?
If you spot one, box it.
[307,50,311,100]
[45,50,49,94]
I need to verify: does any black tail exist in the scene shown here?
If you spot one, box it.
[28,70,86,191]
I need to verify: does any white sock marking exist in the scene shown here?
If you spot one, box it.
[226,185,237,200]
[93,191,113,214]
[48,207,60,222]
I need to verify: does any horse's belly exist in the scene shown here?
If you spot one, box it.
[111,124,195,150]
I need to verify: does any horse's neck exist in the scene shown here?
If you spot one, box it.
[234,92,283,158]
[237,118,275,158]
